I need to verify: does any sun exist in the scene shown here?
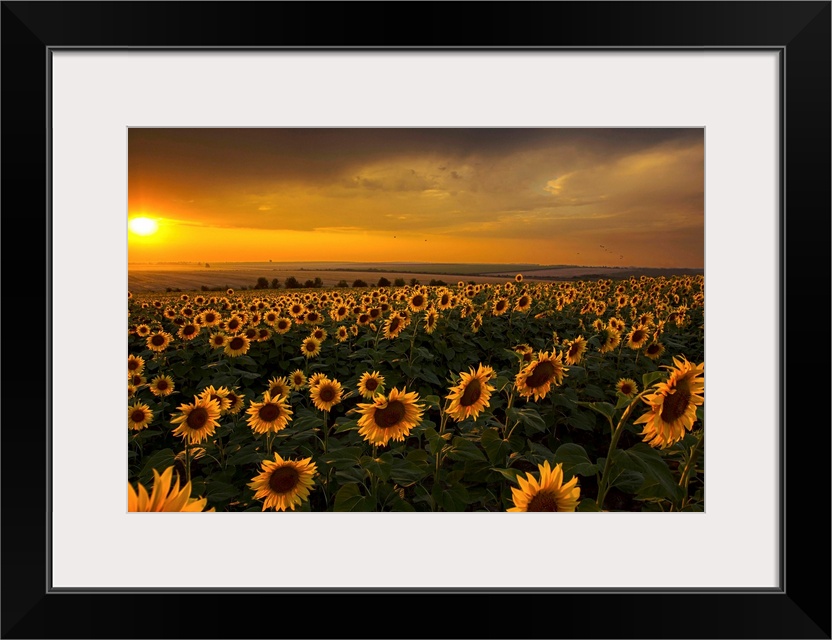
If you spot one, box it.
[129,217,159,236]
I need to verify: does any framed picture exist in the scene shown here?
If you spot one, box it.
[3,2,829,638]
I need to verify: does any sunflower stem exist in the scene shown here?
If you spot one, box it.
[678,431,704,509]
[595,388,650,509]
[185,440,191,485]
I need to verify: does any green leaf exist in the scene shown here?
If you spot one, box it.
[609,469,644,492]
[206,481,239,503]
[490,467,522,483]
[138,449,175,483]
[568,410,596,431]
[334,484,374,512]
[577,498,602,512]
[447,436,487,462]
[423,395,442,410]
[360,454,392,482]
[481,428,510,465]
[333,419,359,433]
[507,406,547,433]
[624,444,685,503]
[642,371,665,389]
[389,458,429,486]
[553,443,600,476]
[318,447,363,470]
[578,401,616,420]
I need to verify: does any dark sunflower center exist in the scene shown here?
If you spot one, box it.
[389,318,401,332]
[151,335,165,346]
[525,361,556,388]
[620,383,634,395]
[227,393,238,405]
[519,296,529,306]
[229,337,245,350]
[184,325,196,335]
[441,295,449,305]
[459,378,483,407]
[364,377,379,391]
[213,336,224,345]
[569,343,581,357]
[527,490,559,512]
[268,466,300,494]
[320,386,337,402]
[187,407,209,429]
[412,295,424,307]
[307,312,319,322]
[314,331,323,340]
[156,380,169,390]
[128,360,139,371]
[496,301,506,311]
[632,330,646,343]
[305,341,316,352]
[229,320,240,330]
[131,375,143,385]
[660,381,692,423]
[647,344,660,355]
[278,321,289,330]
[259,403,281,422]
[373,400,406,429]
[130,409,146,423]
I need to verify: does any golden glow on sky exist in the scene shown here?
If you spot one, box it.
[128,217,159,236]
[128,129,704,267]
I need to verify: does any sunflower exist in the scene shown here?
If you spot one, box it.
[335,325,349,342]
[471,313,483,333]
[289,369,307,391]
[170,396,222,444]
[616,378,639,397]
[507,461,580,512]
[492,297,510,316]
[200,385,231,413]
[310,378,343,412]
[515,273,524,283]
[221,389,245,417]
[149,374,175,397]
[513,343,534,364]
[127,354,145,377]
[224,335,251,357]
[564,335,588,365]
[437,291,452,310]
[446,364,496,422]
[424,307,439,334]
[307,372,327,389]
[357,371,385,399]
[515,351,567,401]
[408,291,428,313]
[128,402,154,431]
[178,323,200,341]
[146,331,173,352]
[514,294,532,313]
[597,327,622,354]
[226,315,244,334]
[266,376,291,399]
[357,387,425,447]
[644,341,665,361]
[208,332,228,349]
[248,453,317,512]
[634,356,704,449]
[383,313,406,340]
[128,466,213,512]
[200,309,221,326]
[310,326,327,343]
[300,336,321,359]
[626,325,650,350]
[130,373,147,388]
[135,324,151,337]
[246,391,293,434]
[350,324,360,336]
[274,317,292,334]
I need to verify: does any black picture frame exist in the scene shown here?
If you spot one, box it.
[2,2,829,638]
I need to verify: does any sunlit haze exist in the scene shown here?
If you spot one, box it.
[128,128,704,268]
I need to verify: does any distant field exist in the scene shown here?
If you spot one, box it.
[127,261,703,292]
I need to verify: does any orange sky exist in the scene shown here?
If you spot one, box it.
[128,128,704,267]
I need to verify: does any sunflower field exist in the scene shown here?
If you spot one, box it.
[127,274,705,512]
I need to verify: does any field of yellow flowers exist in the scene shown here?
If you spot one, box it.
[127,275,704,512]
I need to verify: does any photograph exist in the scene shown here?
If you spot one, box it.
[127,127,705,513]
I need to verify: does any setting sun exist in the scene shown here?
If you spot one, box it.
[129,217,158,236]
